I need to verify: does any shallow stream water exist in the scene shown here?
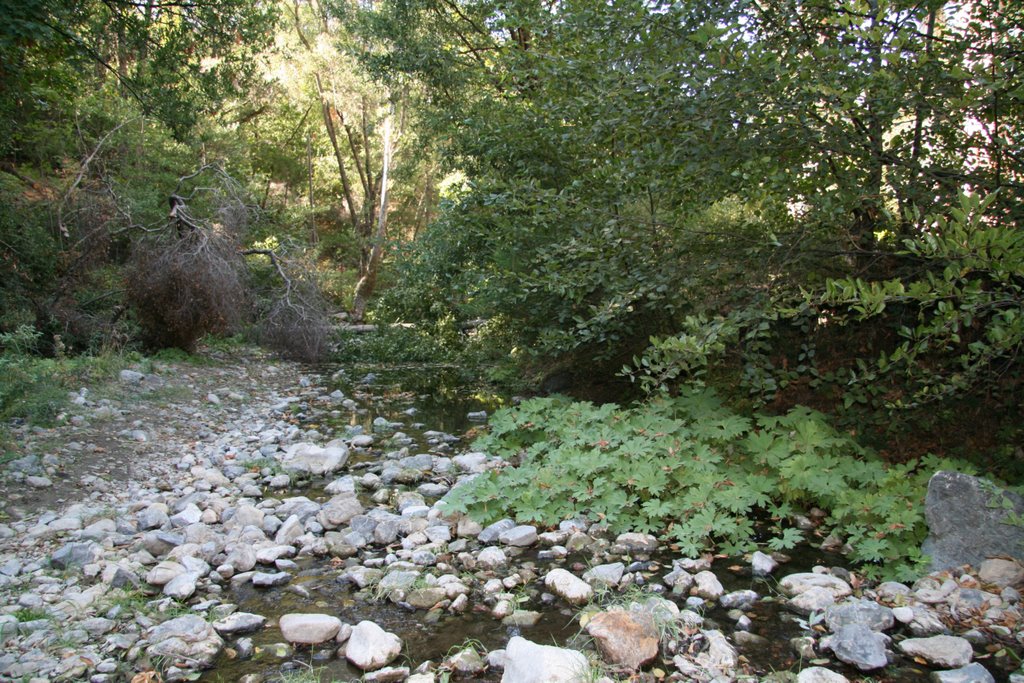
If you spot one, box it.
[198,364,1015,683]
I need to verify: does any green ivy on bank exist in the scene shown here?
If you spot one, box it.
[442,387,976,580]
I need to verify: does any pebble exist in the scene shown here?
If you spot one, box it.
[751,550,778,576]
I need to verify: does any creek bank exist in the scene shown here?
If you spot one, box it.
[0,353,1021,682]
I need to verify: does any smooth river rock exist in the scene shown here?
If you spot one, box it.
[898,635,974,668]
[544,568,593,605]
[780,573,852,599]
[825,598,894,632]
[798,667,849,683]
[212,612,267,636]
[346,621,402,671]
[929,663,995,683]
[279,613,342,644]
[501,636,589,683]
[278,441,350,475]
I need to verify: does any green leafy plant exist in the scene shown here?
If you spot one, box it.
[817,192,1024,410]
[442,386,975,579]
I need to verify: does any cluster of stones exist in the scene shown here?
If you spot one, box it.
[0,354,1022,683]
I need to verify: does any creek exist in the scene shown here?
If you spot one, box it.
[198,364,1017,683]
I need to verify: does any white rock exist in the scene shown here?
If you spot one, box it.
[501,636,589,683]
[751,550,778,576]
[583,563,625,588]
[275,515,304,545]
[278,441,349,475]
[695,629,738,676]
[692,571,725,600]
[898,635,974,668]
[279,613,342,644]
[225,544,257,572]
[230,504,265,529]
[780,573,852,598]
[544,568,593,605]
[146,561,186,586]
[798,667,849,683]
[212,612,266,635]
[477,547,508,570]
[892,606,914,624]
[346,621,402,671]
[499,525,538,547]
[163,572,198,600]
[145,615,223,669]
[788,586,838,615]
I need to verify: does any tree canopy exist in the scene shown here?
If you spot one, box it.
[2,0,1022,465]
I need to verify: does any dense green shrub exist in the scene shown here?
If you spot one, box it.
[0,325,125,425]
[443,387,976,579]
[334,316,464,365]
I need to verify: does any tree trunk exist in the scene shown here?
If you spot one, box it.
[351,107,395,321]
[307,131,317,244]
[315,72,361,234]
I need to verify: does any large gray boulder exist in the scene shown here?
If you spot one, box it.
[922,471,1024,570]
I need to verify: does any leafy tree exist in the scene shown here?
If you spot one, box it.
[371,0,1024,434]
[1,0,277,149]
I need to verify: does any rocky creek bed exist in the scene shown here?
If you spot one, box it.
[0,349,1022,683]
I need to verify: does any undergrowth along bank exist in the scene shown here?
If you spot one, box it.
[442,386,978,580]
